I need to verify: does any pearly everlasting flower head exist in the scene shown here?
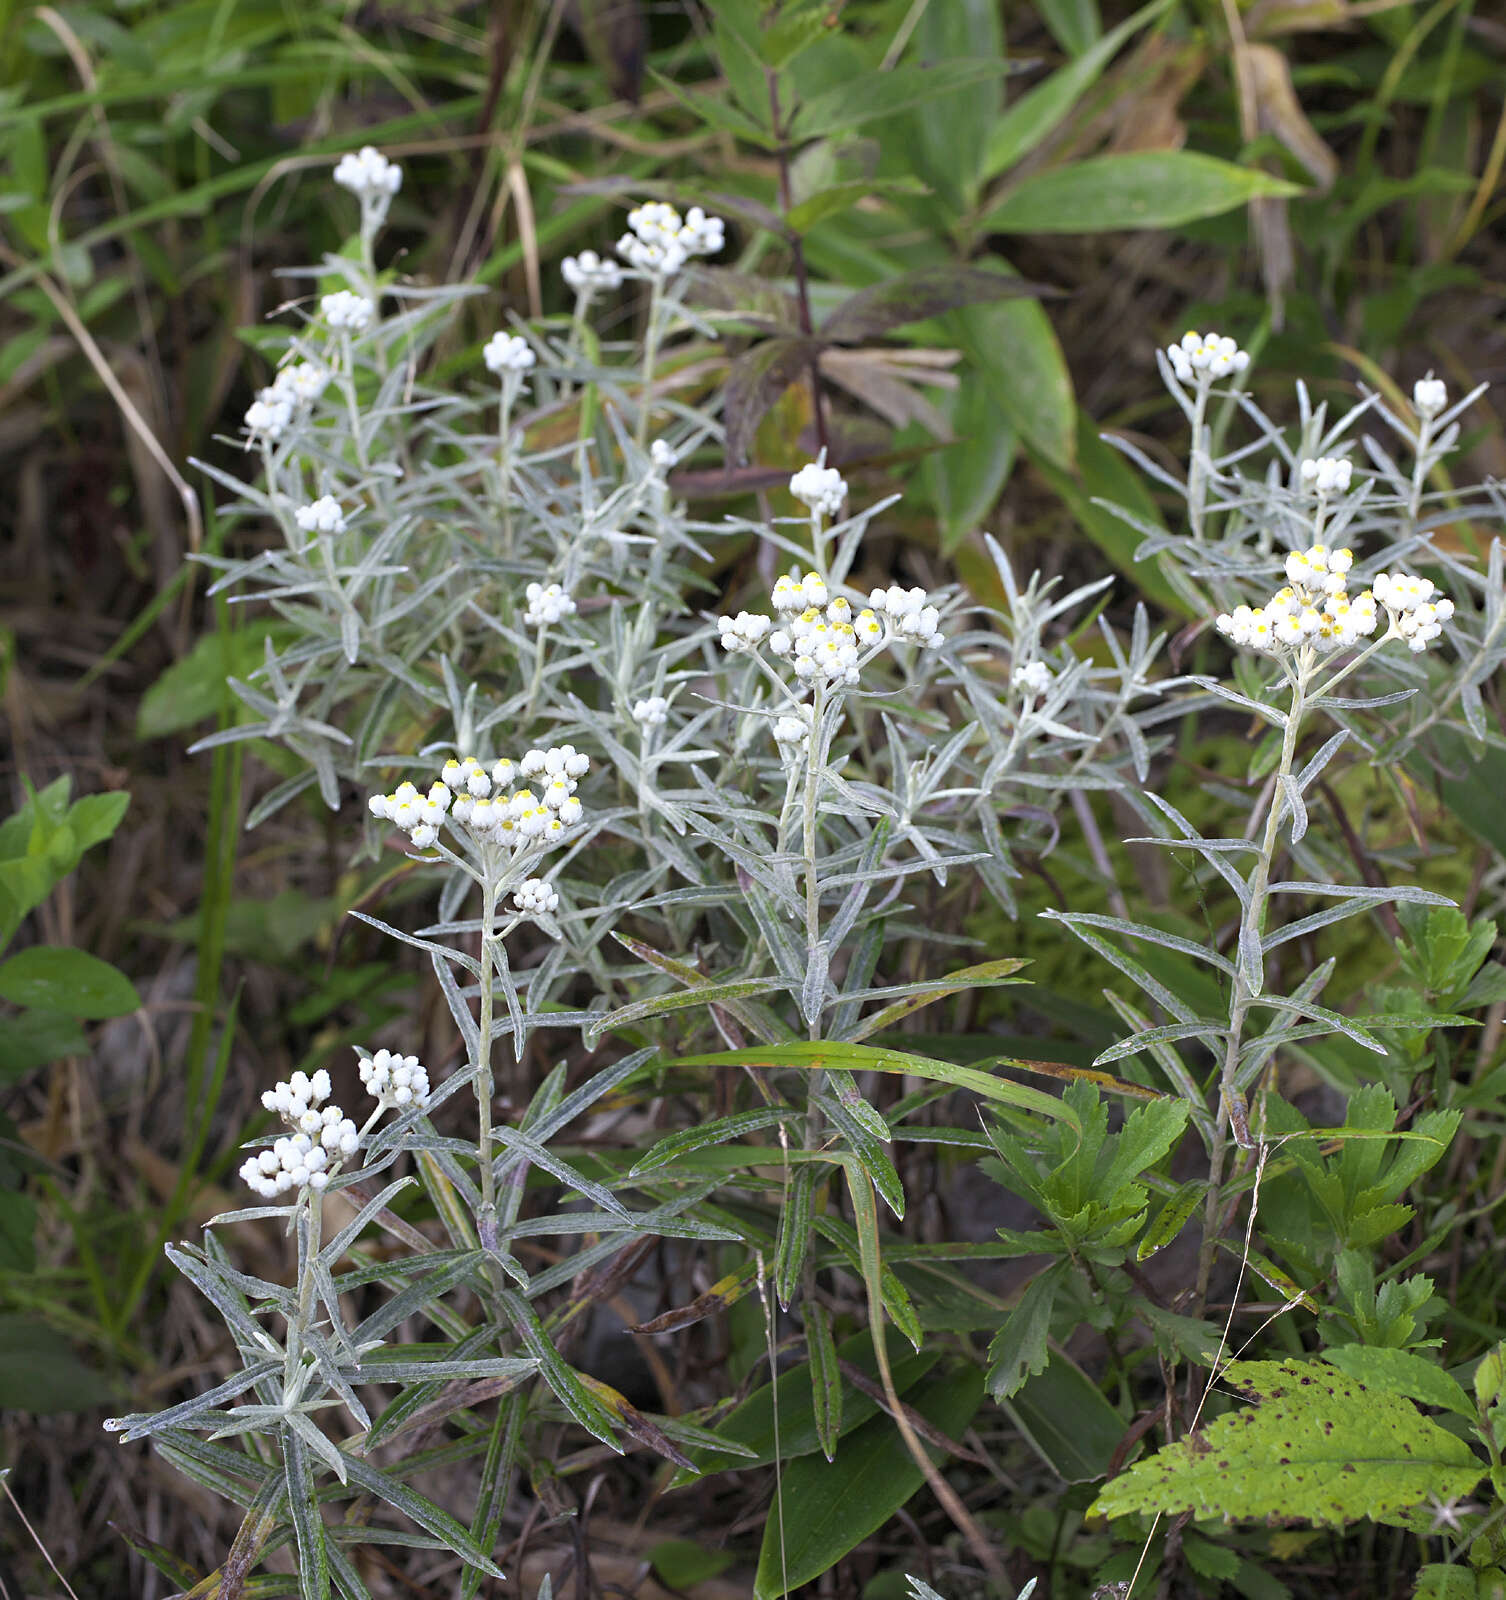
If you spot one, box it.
[322,291,374,333]
[1014,661,1053,698]
[1300,456,1353,496]
[523,582,577,628]
[295,496,346,535]
[1372,572,1455,653]
[333,146,402,201]
[869,585,944,648]
[1217,545,1377,657]
[368,747,590,859]
[271,362,330,406]
[1166,329,1250,385]
[717,611,773,652]
[562,250,624,294]
[240,1069,360,1196]
[1414,376,1447,420]
[513,878,559,916]
[244,393,293,444]
[789,453,847,519]
[773,711,811,750]
[616,201,724,277]
[483,332,536,376]
[650,439,677,472]
[360,1048,430,1111]
[632,695,669,728]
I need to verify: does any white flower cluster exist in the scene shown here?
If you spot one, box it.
[1372,572,1455,652]
[513,878,559,916]
[1217,546,1375,655]
[1300,456,1353,496]
[240,1070,360,1197]
[718,573,944,691]
[868,584,945,648]
[716,610,773,651]
[523,581,577,628]
[333,146,402,201]
[632,695,669,728]
[483,332,536,376]
[322,290,374,333]
[1014,661,1053,697]
[1166,329,1250,384]
[789,454,847,518]
[295,496,346,535]
[1216,546,1454,657]
[616,201,724,277]
[367,747,590,855]
[562,250,624,295]
[650,440,677,472]
[243,362,328,443]
[359,1049,430,1111]
[1414,377,1447,420]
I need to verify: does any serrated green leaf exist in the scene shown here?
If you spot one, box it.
[1320,1347,1473,1418]
[1092,1360,1486,1528]
[987,1261,1067,1401]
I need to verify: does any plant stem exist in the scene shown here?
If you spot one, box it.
[1195,667,1308,1308]
[635,277,662,451]
[475,872,499,1250]
[1188,382,1210,540]
[769,69,829,459]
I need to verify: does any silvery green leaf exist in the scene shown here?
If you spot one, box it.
[1093,1019,1229,1066]
[106,1361,281,1441]
[319,1176,417,1268]
[352,1252,485,1347]
[351,1353,538,1384]
[302,1322,368,1427]
[1041,909,1197,1023]
[1237,922,1264,996]
[346,910,482,976]
[1278,773,1308,843]
[335,1448,507,1578]
[801,940,830,1027]
[1051,911,1236,978]
[1309,688,1416,712]
[1184,675,1288,728]
[286,1406,348,1485]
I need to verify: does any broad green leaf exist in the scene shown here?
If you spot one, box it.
[650,1541,736,1590]
[1414,1568,1478,1600]
[669,1041,1081,1132]
[1320,1347,1473,1418]
[0,1318,113,1408]
[1038,0,1102,54]
[0,1192,36,1274]
[672,1326,938,1481]
[786,177,928,235]
[954,291,1075,468]
[648,69,779,148]
[136,622,282,739]
[821,266,1054,345]
[1138,1180,1204,1261]
[1092,1360,1486,1527]
[0,1009,89,1081]
[792,61,1006,141]
[924,381,1018,554]
[0,946,139,1018]
[901,0,1005,209]
[1033,411,1191,616]
[723,335,823,465]
[983,152,1301,234]
[1005,1351,1126,1482]
[987,1260,1067,1401]
[982,0,1174,179]
[752,1365,985,1599]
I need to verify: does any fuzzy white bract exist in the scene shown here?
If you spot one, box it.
[360,1049,430,1111]
[1300,456,1353,496]
[616,201,724,277]
[241,1069,360,1196]
[483,332,536,376]
[650,440,677,472]
[1166,329,1250,384]
[322,291,374,333]
[723,571,944,695]
[295,496,346,535]
[1014,661,1053,697]
[632,695,669,728]
[272,362,329,405]
[244,395,293,443]
[1372,572,1456,652]
[369,747,590,857]
[1414,377,1447,420]
[562,250,624,294]
[333,147,402,201]
[789,453,847,518]
[513,878,559,916]
[524,582,576,628]
[1216,546,1453,657]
